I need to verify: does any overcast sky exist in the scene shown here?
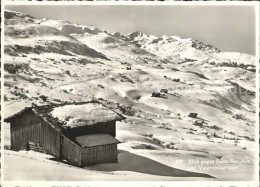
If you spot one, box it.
[6,5,256,55]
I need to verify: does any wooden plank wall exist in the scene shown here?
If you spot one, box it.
[66,121,116,138]
[81,144,118,166]
[9,111,118,167]
[61,135,82,166]
[10,111,60,157]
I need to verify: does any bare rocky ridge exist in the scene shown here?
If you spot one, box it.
[5,11,109,60]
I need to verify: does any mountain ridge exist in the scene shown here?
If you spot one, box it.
[5,9,255,68]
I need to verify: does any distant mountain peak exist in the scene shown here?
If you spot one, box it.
[127,31,147,40]
[5,9,36,20]
[189,38,221,53]
[129,31,144,35]
[112,31,124,37]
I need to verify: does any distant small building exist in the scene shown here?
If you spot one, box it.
[188,113,198,118]
[5,101,125,167]
[160,89,168,93]
[192,120,204,127]
[151,92,161,97]
[151,92,166,98]
[172,78,180,82]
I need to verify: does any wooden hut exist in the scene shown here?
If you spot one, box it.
[188,113,198,118]
[4,101,125,167]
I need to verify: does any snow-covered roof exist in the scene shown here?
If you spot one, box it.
[5,101,125,130]
[50,102,124,129]
[75,133,120,147]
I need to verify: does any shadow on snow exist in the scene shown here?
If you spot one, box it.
[89,150,215,179]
